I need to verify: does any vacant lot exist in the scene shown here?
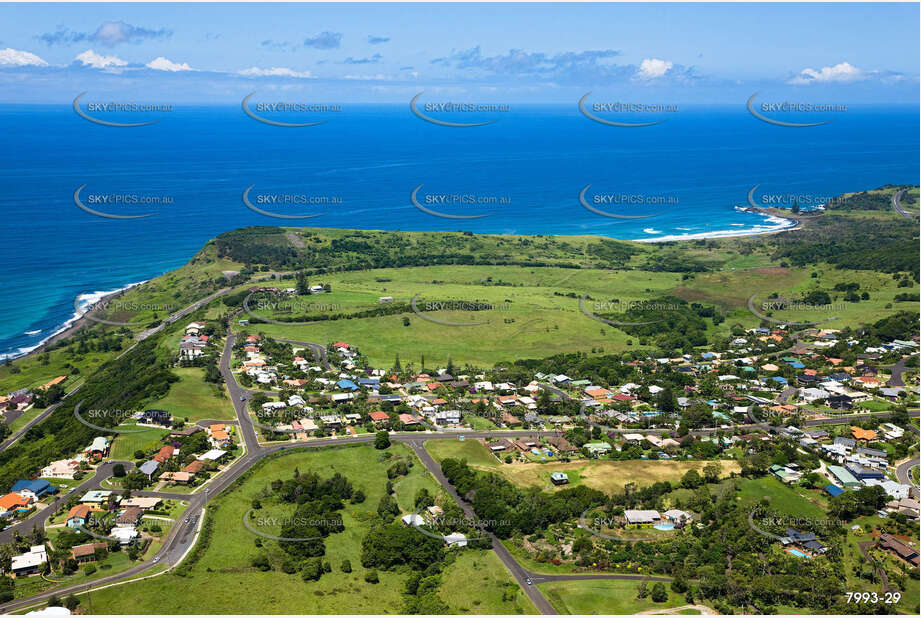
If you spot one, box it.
[425,438,501,468]
[491,459,741,493]
[144,367,235,422]
[539,579,690,614]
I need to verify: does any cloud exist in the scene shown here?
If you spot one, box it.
[38,21,172,47]
[260,40,293,51]
[239,66,312,78]
[788,61,863,84]
[0,47,48,67]
[367,35,390,45]
[303,31,342,49]
[74,49,128,69]
[341,54,382,65]
[636,58,673,79]
[430,46,626,83]
[145,56,195,72]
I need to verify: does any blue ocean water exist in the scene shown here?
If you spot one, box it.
[0,103,917,359]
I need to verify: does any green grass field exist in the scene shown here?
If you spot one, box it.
[730,476,827,520]
[109,425,170,461]
[438,550,538,614]
[143,367,235,422]
[539,579,690,614]
[425,439,501,468]
[79,443,531,614]
[231,259,915,367]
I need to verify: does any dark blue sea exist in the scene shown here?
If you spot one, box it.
[1,103,918,359]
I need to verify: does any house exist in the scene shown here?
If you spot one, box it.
[141,409,171,426]
[139,460,160,479]
[117,506,143,527]
[183,460,205,475]
[41,459,80,479]
[780,528,826,555]
[401,513,424,527]
[0,492,31,514]
[70,542,107,563]
[120,497,161,510]
[369,411,390,425]
[826,395,853,410]
[80,490,116,504]
[10,546,47,577]
[546,436,577,454]
[886,498,920,519]
[88,436,109,458]
[771,464,803,484]
[109,527,138,545]
[864,479,912,500]
[154,445,175,463]
[160,471,192,484]
[12,479,55,501]
[170,426,203,438]
[663,509,692,523]
[827,465,862,489]
[550,472,569,486]
[66,504,98,528]
[398,413,421,426]
[851,427,877,442]
[196,449,227,462]
[624,509,661,526]
[877,533,919,567]
[584,441,612,457]
[444,532,468,547]
[845,462,885,481]
[434,410,462,426]
[488,439,514,452]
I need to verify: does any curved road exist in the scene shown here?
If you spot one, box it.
[2,318,918,612]
[892,187,917,219]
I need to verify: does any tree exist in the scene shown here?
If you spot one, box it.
[364,569,379,584]
[703,461,721,483]
[112,463,126,478]
[340,559,352,573]
[377,494,400,519]
[651,582,668,603]
[374,430,391,450]
[636,581,649,599]
[681,469,702,489]
[414,487,435,510]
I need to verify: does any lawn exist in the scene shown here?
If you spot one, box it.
[425,438,501,468]
[539,579,689,614]
[730,476,827,520]
[489,459,741,494]
[108,425,170,461]
[142,367,235,422]
[81,443,513,614]
[438,550,538,614]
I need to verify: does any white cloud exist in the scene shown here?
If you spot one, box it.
[75,49,127,69]
[789,61,863,84]
[637,58,673,79]
[146,56,194,72]
[238,66,312,78]
[0,47,48,67]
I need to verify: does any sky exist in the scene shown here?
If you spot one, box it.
[0,2,918,103]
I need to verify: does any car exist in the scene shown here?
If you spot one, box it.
[239,395,246,401]
[184,517,190,524]
[153,556,160,563]
[525,578,532,586]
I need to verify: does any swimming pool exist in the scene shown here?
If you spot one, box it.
[786,548,809,558]
[653,523,675,531]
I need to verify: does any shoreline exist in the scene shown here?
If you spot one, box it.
[2,208,806,365]
[5,283,144,363]
[632,208,801,243]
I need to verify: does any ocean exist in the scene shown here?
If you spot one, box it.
[1,103,918,359]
